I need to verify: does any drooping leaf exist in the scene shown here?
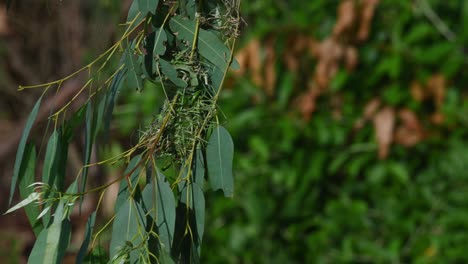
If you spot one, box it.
[153,27,168,56]
[76,211,96,264]
[206,126,234,197]
[42,130,59,191]
[10,96,42,205]
[209,65,225,93]
[178,181,205,255]
[142,169,176,253]
[127,0,144,24]
[109,198,147,262]
[28,202,71,264]
[80,101,97,198]
[105,74,126,142]
[138,0,159,16]
[125,47,144,92]
[4,192,40,215]
[114,154,142,212]
[82,246,108,264]
[17,144,43,236]
[194,149,205,186]
[159,59,187,88]
[170,16,234,70]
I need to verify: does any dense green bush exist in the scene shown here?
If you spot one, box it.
[197,1,468,263]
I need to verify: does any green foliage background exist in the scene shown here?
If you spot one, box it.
[115,0,468,262]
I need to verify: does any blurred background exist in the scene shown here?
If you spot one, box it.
[1,0,468,263]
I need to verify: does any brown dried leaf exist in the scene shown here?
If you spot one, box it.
[298,86,321,121]
[410,81,426,102]
[334,0,357,37]
[427,74,446,109]
[354,98,381,130]
[431,112,445,125]
[264,38,277,96]
[314,38,343,89]
[345,46,358,71]
[394,109,425,146]
[373,106,395,159]
[357,0,380,42]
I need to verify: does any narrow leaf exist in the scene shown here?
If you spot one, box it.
[125,47,144,92]
[206,126,234,197]
[18,144,43,236]
[142,169,176,252]
[80,101,98,198]
[138,0,159,15]
[179,181,205,253]
[4,192,40,215]
[76,211,96,264]
[114,155,142,212]
[10,96,42,205]
[42,130,59,191]
[109,198,147,262]
[153,27,168,56]
[159,59,187,88]
[28,202,71,264]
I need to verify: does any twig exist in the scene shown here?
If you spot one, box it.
[415,0,456,42]
[0,76,85,161]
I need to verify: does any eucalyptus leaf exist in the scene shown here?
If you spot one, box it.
[76,211,96,264]
[170,16,234,70]
[4,192,40,215]
[18,144,43,236]
[206,126,234,197]
[179,181,205,254]
[42,130,59,191]
[109,198,147,262]
[114,154,142,212]
[28,202,71,264]
[159,59,187,88]
[125,48,144,92]
[138,0,159,15]
[10,96,42,205]
[142,169,176,253]
[153,27,168,56]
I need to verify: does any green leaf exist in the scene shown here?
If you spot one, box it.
[142,169,176,253]
[138,0,159,15]
[194,149,205,186]
[209,65,224,93]
[18,144,43,236]
[4,192,40,215]
[206,126,234,197]
[76,211,96,264]
[127,0,159,25]
[104,59,126,138]
[179,181,205,254]
[28,202,71,264]
[80,100,100,200]
[42,130,59,190]
[125,47,144,92]
[170,16,234,70]
[153,27,168,56]
[82,246,108,264]
[114,155,142,212]
[159,59,187,88]
[10,96,42,205]
[127,0,144,24]
[109,198,147,262]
